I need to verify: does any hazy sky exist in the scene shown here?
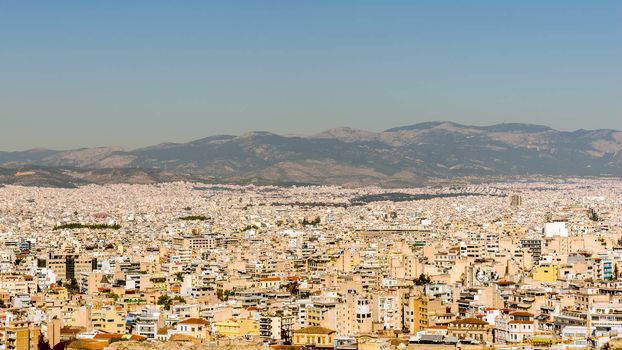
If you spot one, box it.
[1,1,621,150]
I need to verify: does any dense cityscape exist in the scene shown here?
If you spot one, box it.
[0,179,620,350]
[3,0,621,349]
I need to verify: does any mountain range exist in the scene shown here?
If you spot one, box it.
[1,122,621,187]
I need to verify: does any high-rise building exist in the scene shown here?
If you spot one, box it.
[37,252,96,283]
[510,194,522,208]
[403,293,430,333]
[336,292,372,336]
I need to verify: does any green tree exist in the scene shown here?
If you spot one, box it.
[157,294,185,310]
[217,289,232,301]
[284,281,300,296]
[64,278,80,295]
[414,273,431,286]
[588,208,600,221]
[302,217,321,226]
[157,295,172,310]
[53,223,121,230]
[178,215,208,221]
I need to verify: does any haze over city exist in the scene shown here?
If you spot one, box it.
[1,1,621,150]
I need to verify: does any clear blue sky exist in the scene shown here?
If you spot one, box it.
[1,1,620,150]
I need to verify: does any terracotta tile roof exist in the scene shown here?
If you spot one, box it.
[61,326,84,335]
[510,311,534,317]
[66,339,107,350]
[157,326,171,335]
[259,277,281,282]
[93,333,146,341]
[178,317,210,325]
[449,318,488,325]
[294,326,336,335]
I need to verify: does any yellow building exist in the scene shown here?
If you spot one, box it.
[533,264,559,283]
[91,307,126,334]
[413,297,429,332]
[49,286,69,301]
[150,275,168,291]
[214,319,259,337]
[404,294,429,333]
[293,326,336,349]
[0,321,41,350]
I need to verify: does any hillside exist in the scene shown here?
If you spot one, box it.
[1,122,621,187]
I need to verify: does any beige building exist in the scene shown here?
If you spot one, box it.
[38,252,95,283]
[214,319,259,337]
[175,318,211,342]
[336,292,372,336]
[293,326,336,349]
[307,300,338,330]
[447,318,493,344]
[91,306,126,334]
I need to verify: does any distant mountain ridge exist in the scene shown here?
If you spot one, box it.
[385,121,555,133]
[1,122,621,187]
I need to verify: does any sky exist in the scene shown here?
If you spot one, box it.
[1,1,621,150]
